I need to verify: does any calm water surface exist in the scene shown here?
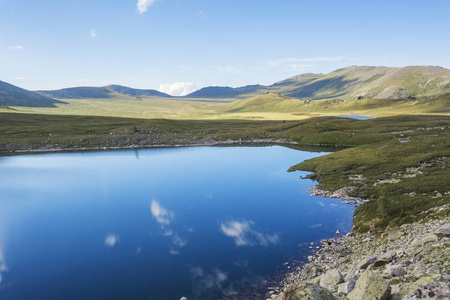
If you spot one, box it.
[0,146,354,300]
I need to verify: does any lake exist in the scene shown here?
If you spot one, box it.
[0,146,354,300]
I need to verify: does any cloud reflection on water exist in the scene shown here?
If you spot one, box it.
[104,234,119,247]
[220,220,279,247]
[150,200,174,225]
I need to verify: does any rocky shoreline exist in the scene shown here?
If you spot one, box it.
[267,204,450,300]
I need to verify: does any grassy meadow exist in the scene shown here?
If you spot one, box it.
[0,91,449,233]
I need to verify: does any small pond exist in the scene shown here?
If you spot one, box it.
[0,146,354,300]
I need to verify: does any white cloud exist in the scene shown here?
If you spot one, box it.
[137,0,158,14]
[15,77,27,80]
[220,220,279,247]
[150,200,174,225]
[105,234,119,247]
[10,45,23,50]
[215,65,242,73]
[89,29,97,38]
[158,82,198,96]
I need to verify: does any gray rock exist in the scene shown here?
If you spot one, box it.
[348,271,391,300]
[320,269,344,291]
[337,280,356,295]
[357,256,377,270]
[180,298,188,300]
[279,283,340,300]
[344,273,360,282]
[411,234,438,247]
[434,224,450,238]
[402,281,450,300]
[373,253,394,267]
[385,265,407,277]
[388,228,404,242]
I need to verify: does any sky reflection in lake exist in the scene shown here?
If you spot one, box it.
[0,146,354,300]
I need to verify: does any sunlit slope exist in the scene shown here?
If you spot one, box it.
[220,92,450,117]
[187,65,450,100]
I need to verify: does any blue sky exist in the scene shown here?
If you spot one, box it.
[1,0,449,95]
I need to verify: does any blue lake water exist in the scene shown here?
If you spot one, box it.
[0,146,354,300]
[331,115,375,120]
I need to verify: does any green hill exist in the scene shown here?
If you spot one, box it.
[0,80,65,107]
[187,65,450,100]
[37,85,171,99]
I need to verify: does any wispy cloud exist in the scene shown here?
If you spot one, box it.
[215,65,242,73]
[194,10,205,18]
[158,82,198,96]
[89,29,97,38]
[137,0,158,14]
[105,234,119,247]
[220,220,279,247]
[150,200,174,225]
[10,45,24,50]
[15,77,27,80]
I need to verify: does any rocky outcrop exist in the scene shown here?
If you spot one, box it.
[269,204,450,300]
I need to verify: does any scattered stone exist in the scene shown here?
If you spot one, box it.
[385,265,407,277]
[434,224,450,238]
[402,281,450,300]
[411,234,438,247]
[388,228,404,242]
[180,297,187,300]
[336,230,340,235]
[357,256,377,270]
[348,271,391,300]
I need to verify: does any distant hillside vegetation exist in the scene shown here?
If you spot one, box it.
[186,85,266,99]
[37,85,171,99]
[0,80,65,107]
[187,65,450,100]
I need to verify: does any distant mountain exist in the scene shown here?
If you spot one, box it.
[186,66,450,100]
[0,80,65,107]
[37,85,171,99]
[186,85,266,99]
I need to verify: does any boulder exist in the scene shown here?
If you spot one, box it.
[279,283,340,300]
[357,256,377,270]
[347,271,391,300]
[434,224,450,238]
[385,265,407,277]
[388,228,404,242]
[373,253,394,267]
[180,298,188,300]
[320,269,344,291]
[337,280,356,295]
[390,276,437,299]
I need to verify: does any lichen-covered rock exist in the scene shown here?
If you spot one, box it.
[390,276,438,300]
[385,265,407,277]
[320,269,344,291]
[279,283,340,300]
[347,271,391,300]
[411,234,438,247]
[357,256,377,270]
[388,228,404,242]
[402,281,450,300]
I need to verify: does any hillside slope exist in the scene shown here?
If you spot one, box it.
[0,80,65,107]
[187,65,450,100]
[37,85,171,99]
